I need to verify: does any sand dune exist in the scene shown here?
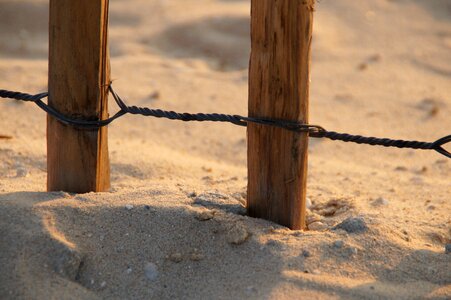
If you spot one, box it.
[0,0,450,299]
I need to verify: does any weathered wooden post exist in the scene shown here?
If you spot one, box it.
[247,0,314,229]
[47,0,111,193]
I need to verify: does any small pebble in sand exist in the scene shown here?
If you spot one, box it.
[126,267,133,274]
[189,251,204,261]
[357,62,368,71]
[308,221,328,231]
[15,167,29,178]
[266,239,285,250]
[58,191,73,198]
[226,224,249,245]
[346,247,358,257]
[144,262,158,281]
[417,98,441,117]
[302,249,311,257]
[168,252,183,263]
[410,176,423,184]
[292,231,303,237]
[401,230,411,242]
[445,244,451,254]
[372,197,389,207]
[333,217,368,234]
[202,166,213,173]
[306,212,322,225]
[148,91,160,100]
[333,240,344,248]
[368,53,381,63]
[125,204,134,210]
[416,166,428,174]
[231,192,246,205]
[245,286,258,295]
[394,166,408,171]
[195,209,215,221]
[267,226,276,233]
[306,197,312,209]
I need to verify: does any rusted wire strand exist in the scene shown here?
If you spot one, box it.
[1,87,450,158]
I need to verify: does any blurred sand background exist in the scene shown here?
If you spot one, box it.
[0,0,450,299]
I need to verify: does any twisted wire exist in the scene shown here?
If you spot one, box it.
[312,131,435,150]
[0,89,48,102]
[0,87,450,158]
[126,106,247,125]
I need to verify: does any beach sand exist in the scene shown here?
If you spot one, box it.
[0,0,450,299]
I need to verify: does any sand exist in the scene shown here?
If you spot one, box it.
[0,0,450,299]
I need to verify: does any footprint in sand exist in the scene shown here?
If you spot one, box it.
[146,16,250,71]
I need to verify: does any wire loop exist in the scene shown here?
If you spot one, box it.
[432,135,451,159]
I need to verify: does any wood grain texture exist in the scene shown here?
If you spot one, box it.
[247,0,314,229]
[47,0,110,193]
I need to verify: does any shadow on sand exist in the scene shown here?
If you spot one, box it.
[1,191,449,299]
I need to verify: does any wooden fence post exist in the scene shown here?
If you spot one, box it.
[47,0,110,193]
[247,0,314,229]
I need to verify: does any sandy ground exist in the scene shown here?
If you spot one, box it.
[0,0,450,299]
